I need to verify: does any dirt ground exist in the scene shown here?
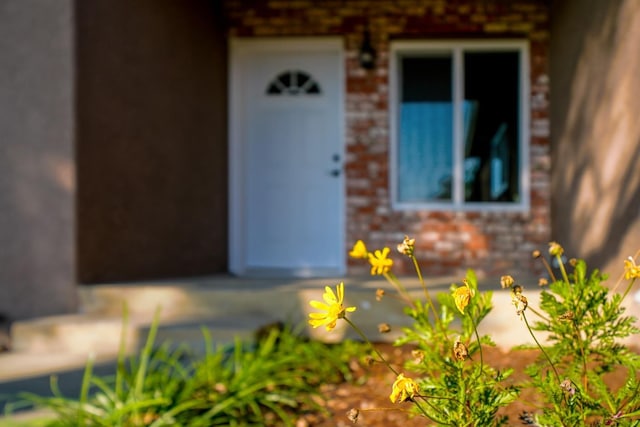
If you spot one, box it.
[301,343,632,427]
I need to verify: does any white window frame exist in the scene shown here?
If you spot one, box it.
[389,40,530,212]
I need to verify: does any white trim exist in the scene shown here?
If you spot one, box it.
[389,51,400,213]
[389,39,531,212]
[453,47,464,204]
[228,37,345,276]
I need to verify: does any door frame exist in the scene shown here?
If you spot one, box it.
[228,37,345,276]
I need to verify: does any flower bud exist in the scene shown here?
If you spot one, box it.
[500,275,515,289]
[549,241,564,257]
[378,323,391,333]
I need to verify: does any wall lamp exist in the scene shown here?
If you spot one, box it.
[358,29,376,70]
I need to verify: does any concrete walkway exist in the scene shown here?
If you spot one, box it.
[1,273,639,413]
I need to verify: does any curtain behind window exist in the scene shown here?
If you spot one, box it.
[398,102,453,202]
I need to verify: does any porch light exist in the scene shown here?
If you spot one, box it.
[358,29,376,70]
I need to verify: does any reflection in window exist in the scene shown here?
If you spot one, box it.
[463,51,519,202]
[266,70,321,95]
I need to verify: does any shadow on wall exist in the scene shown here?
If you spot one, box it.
[0,0,77,320]
[551,0,640,280]
[2,149,76,320]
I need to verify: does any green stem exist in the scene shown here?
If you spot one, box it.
[611,271,626,295]
[523,312,560,383]
[413,397,453,425]
[344,317,398,376]
[411,255,441,330]
[611,275,636,320]
[540,256,557,282]
[459,361,469,421]
[612,250,640,294]
[556,254,570,284]
[472,316,484,376]
[419,393,464,406]
[620,278,637,302]
[383,272,415,308]
[571,321,588,391]
[527,305,551,322]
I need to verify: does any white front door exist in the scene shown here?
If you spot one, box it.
[230,39,344,277]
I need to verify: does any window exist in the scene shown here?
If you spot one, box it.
[390,41,529,210]
[266,70,321,95]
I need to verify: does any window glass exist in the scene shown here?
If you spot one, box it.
[463,51,520,202]
[398,55,453,202]
[265,70,322,96]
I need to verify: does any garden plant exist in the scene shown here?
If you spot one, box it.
[20,307,365,426]
[308,238,640,426]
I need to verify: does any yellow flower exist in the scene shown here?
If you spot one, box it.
[368,247,393,275]
[389,373,419,403]
[624,256,640,280]
[453,282,474,314]
[349,240,369,259]
[549,241,564,257]
[308,282,356,331]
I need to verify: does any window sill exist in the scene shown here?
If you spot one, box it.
[391,201,530,213]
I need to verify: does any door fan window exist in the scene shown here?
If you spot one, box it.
[266,70,321,95]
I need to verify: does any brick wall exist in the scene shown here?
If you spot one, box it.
[225,0,551,279]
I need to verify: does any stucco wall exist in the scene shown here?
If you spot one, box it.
[550,0,640,281]
[76,1,228,283]
[0,1,77,319]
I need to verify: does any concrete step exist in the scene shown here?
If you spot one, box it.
[12,314,135,355]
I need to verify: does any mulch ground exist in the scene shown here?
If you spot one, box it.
[298,343,632,427]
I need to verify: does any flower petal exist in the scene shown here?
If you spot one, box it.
[349,240,369,259]
[336,282,344,303]
[310,301,330,310]
[309,320,328,329]
[323,286,338,304]
[308,312,328,319]
[324,320,337,331]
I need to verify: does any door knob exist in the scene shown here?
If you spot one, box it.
[330,169,341,177]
